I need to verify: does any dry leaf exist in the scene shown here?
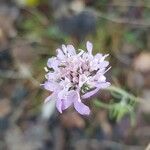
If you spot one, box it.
[0,98,11,118]
[12,40,36,66]
[0,5,18,35]
[127,71,144,89]
[61,111,85,128]
[96,110,112,136]
[70,0,85,14]
[11,39,38,78]
[133,52,150,73]
[0,5,18,50]
[0,28,8,50]
[140,89,150,113]
[5,124,48,150]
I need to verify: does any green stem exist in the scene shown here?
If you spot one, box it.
[107,85,137,102]
[94,100,114,109]
[94,85,137,110]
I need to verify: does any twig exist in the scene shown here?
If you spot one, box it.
[94,100,113,109]
[0,70,25,79]
[145,143,150,150]
[23,7,49,26]
[86,8,150,27]
[107,85,149,105]
[96,1,150,8]
[0,70,40,86]
[95,85,150,106]
[97,12,150,27]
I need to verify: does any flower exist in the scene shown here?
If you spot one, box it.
[43,41,110,115]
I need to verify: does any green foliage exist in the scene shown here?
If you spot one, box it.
[45,26,68,42]
[20,14,68,43]
[94,85,136,125]
[16,0,46,7]
[124,32,136,44]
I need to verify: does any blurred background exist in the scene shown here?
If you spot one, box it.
[0,0,150,150]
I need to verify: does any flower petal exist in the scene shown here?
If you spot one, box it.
[97,82,111,89]
[79,74,88,88]
[47,57,59,70]
[44,95,53,103]
[57,48,65,59]
[95,53,102,60]
[44,81,58,91]
[86,41,93,54]
[82,82,110,99]
[57,90,74,110]
[62,44,67,54]
[68,91,90,115]
[56,98,62,113]
[82,87,100,99]
[98,61,109,69]
[74,100,90,115]
[43,41,111,115]
[46,72,57,80]
[98,75,106,82]
[100,54,109,62]
[67,45,76,55]
[61,99,73,110]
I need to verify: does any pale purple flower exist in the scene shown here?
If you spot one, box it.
[43,41,110,115]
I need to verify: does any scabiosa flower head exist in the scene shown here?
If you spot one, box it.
[43,41,110,115]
